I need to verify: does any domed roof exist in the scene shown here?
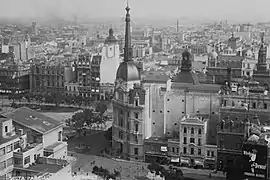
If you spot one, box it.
[105,28,118,44]
[116,61,140,81]
[208,51,218,59]
[182,50,190,57]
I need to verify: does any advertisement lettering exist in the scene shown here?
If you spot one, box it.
[242,143,267,179]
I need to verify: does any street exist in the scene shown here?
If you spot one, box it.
[70,152,225,180]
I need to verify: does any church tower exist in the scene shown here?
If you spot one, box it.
[112,3,150,161]
[100,28,121,84]
[253,32,270,90]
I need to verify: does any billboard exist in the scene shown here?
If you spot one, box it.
[242,143,268,179]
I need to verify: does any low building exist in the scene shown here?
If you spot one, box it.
[144,137,168,164]
[204,145,217,169]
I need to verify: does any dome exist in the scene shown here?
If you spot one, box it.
[116,61,140,81]
[182,50,190,58]
[208,51,218,59]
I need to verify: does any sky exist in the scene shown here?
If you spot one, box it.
[0,0,270,22]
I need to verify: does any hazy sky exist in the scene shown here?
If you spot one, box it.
[1,0,269,22]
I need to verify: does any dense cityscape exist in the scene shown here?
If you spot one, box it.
[0,1,270,180]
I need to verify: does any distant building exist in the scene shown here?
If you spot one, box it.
[0,63,30,94]
[100,28,121,85]
[30,62,65,93]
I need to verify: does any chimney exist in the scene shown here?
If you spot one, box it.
[227,68,232,89]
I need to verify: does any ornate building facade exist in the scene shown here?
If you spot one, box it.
[112,4,151,161]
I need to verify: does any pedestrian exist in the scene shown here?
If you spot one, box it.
[209,172,211,178]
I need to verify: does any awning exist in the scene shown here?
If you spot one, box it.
[171,157,180,163]
[180,159,189,164]
[195,160,204,166]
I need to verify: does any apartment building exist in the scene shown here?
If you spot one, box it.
[30,62,65,93]
[178,116,207,168]
[76,53,102,100]
[0,107,68,180]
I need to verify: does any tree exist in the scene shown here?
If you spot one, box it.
[66,111,85,136]
[95,100,108,116]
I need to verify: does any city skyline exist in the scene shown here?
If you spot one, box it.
[1,0,270,23]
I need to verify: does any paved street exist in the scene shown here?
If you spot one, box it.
[70,152,225,180]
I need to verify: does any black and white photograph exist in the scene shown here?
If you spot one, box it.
[0,0,270,180]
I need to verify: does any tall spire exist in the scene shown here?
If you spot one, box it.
[124,0,132,62]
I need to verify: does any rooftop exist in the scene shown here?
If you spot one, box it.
[4,107,63,134]
[27,163,63,174]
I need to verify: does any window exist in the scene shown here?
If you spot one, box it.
[183,147,187,154]
[6,144,13,153]
[190,138,195,144]
[198,149,201,155]
[14,141,20,149]
[184,137,187,144]
[24,156,30,165]
[264,103,268,109]
[191,128,194,134]
[190,148,194,155]
[134,112,139,119]
[0,161,6,170]
[0,148,5,156]
[207,150,210,156]
[135,123,139,132]
[134,148,138,155]
[177,148,179,153]
[58,131,62,141]
[252,102,256,108]
[135,99,139,106]
[211,151,215,157]
[184,127,187,133]
[198,128,202,134]
[172,147,175,153]
[5,126,8,132]
[198,139,201,146]
[6,158,13,167]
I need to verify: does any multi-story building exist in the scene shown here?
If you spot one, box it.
[76,53,102,100]
[30,62,65,93]
[253,33,270,89]
[0,107,69,180]
[0,63,30,94]
[112,5,151,161]
[207,53,243,84]
[178,116,207,167]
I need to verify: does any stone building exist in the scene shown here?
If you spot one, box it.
[112,4,151,161]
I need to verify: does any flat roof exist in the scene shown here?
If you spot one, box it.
[27,164,63,174]
[44,142,65,151]
[4,107,63,134]
[0,134,20,145]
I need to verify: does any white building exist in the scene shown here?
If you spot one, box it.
[100,28,121,85]
[179,115,207,167]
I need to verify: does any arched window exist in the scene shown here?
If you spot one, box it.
[191,128,194,134]
[184,127,187,133]
[198,128,202,135]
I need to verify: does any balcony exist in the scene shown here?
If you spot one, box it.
[13,143,42,158]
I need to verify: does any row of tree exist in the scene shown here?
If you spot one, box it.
[92,166,120,180]
[8,92,109,107]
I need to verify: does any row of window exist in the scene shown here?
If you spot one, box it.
[183,147,202,155]
[183,127,202,135]
[0,158,13,170]
[183,137,202,146]
[0,141,19,157]
[223,100,268,109]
